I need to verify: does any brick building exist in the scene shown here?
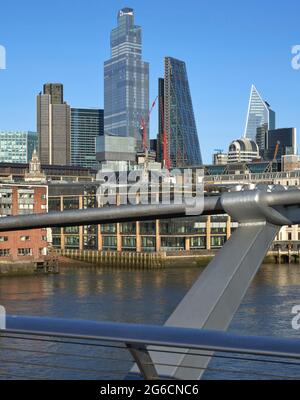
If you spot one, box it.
[0,184,48,265]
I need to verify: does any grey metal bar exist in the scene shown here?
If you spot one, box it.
[0,204,188,232]
[1,188,300,232]
[3,315,300,360]
[150,188,300,379]
[156,222,279,379]
[126,344,159,380]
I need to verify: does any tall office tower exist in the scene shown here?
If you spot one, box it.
[163,57,202,167]
[265,128,297,161]
[43,83,64,104]
[256,123,268,158]
[244,85,275,142]
[156,78,165,163]
[37,83,71,165]
[0,131,38,163]
[71,108,104,169]
[104,8,149,151]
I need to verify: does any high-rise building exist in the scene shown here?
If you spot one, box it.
[43,83,64,104]
[0,131,38,163]
[71,108,104,169]
[37,83,71,165]
[157,78,165,163]
[163,57,202,167]
[256,123,269,158]
[244,85,275,142]
[265,128,297,161]
[104,8,149,150]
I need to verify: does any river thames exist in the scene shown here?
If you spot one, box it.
[0,263,300,379]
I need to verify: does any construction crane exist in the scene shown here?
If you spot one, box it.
[139,96,158,172]
[273,141,280,162]
[267,141,280,173]
[140,96,158,152]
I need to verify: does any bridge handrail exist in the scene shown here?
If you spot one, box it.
[3,315,300,360]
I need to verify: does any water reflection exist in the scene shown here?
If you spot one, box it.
[0,263,300,379]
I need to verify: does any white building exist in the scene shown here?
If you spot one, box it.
[228,138,260,163]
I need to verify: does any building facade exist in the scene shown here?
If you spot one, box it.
[0,184,48,264]
[228,138,260,163]
[244,85,275,142]
[0,162,96,183]
[213,152,228,165]
[104,8,149,150]
[71,108,104,169]
[37,83,71,165]
[163,57,202,168]
[0,131,38,163]
[265,128,297,161]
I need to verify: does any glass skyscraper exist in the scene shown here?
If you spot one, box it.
[71,108,104,169]
[244,85,275,142]
[104,8,149,150]
[0,131,38,163]
[163,57,202,167]
[265,128,297,161]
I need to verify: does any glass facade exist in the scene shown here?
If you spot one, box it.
[244,85,275,142]
[265,128,296,161]
[104,8,149,150]
[71,108,104,169]
[164,57,202,167]
[48,189,229,253]
[0,131,38,163]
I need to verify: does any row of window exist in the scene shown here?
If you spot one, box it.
[0,235,47,242]
[0,248,33,257]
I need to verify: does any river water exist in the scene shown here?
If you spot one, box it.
[0,263,300,379]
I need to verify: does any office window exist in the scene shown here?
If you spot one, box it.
[0,249,10,257]
[20,236,30,241]
[18,248,33,256]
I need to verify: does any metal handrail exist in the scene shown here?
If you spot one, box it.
[3,315,300,360]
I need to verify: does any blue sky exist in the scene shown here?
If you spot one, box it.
[0,0,300,163]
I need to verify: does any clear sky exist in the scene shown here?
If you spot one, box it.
[0,0,300,163]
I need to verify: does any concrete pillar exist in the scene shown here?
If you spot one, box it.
[117,223,122,252]
[79,195,84,251]
[97,194,103,252]
[206,216,211,250]
[97,225,103,251]
[185,237,190,251]
[60,196,65,250]
[156,220,161,252]
[136,221,141,253]
[226,216,231,240]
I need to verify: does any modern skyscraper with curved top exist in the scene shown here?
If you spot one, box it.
[104,8,149,150]
[244,85,275,142]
